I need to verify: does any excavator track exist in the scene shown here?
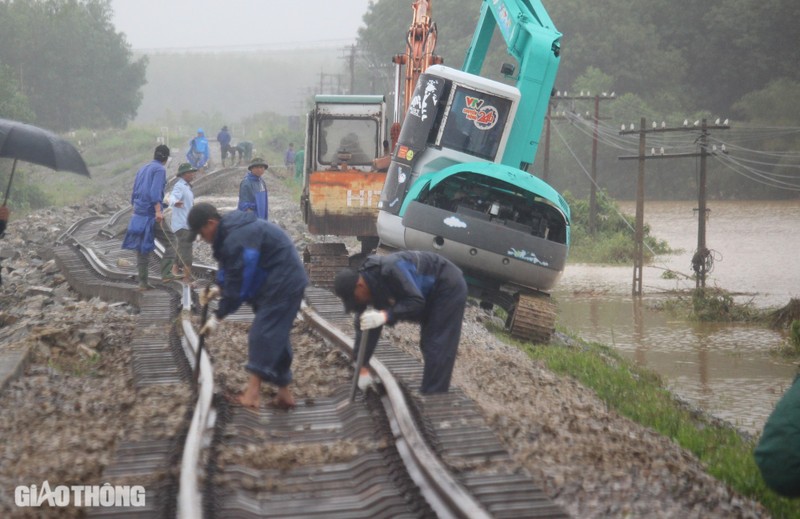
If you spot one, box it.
[303,242,350,289]
[508,292,557,343]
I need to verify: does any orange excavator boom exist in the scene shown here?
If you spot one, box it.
[390,0,443,148]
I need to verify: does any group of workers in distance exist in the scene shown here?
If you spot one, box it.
[121,141,469,410]
[186,126,255,170]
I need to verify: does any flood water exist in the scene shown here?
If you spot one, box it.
[554,200,800,434]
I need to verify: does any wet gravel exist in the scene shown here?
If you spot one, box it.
[0,197,190,517]
[0,166,770,518]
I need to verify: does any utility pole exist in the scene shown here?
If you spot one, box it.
[542,103,552,182]
[553,92,616,234]
[349,45,356,94]
[590,95,601,234]
[623,117,647,297]
[620,118,730,295]
[318,72,344,94]
[694,118,720,289]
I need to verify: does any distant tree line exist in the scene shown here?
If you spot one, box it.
[0,0,146,132]
[357,0,800,122]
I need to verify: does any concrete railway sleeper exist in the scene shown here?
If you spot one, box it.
[48,167,565,518]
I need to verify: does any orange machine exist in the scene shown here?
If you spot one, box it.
[390,0,443,149]
[300,95,387,286]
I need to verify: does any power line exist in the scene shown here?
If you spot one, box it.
[557,114,800,185]
[618,118,731,293]
[712,153,800,191]
[551,120,678,284]
[710,151,800,174]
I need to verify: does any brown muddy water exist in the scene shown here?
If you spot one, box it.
[554,200,800,435]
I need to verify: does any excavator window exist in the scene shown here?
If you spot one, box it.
[317,118,378,167]
[437,85,512,161]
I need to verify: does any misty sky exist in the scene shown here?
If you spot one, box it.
[110,0,372,51]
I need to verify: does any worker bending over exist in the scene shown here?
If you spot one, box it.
[190,202,307,409]
[334,251,467,394]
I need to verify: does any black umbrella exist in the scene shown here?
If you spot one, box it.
[0,118,90,206]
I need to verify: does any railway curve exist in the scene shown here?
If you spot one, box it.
[50,166,565,518]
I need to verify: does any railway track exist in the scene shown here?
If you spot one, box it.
[50,167,566,518]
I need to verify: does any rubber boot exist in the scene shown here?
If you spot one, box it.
[160,258,177,281]
[138,263,153,290]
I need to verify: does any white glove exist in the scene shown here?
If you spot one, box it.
[360,309,387,330]
[358,371,376,392]
[199,315,219,337]
[199,285,220,306]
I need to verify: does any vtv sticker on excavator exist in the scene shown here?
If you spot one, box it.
[462,96,499,130]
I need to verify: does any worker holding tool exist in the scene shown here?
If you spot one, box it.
[333,250,468,394]
[168,162,197,282]
[121,144,179,289]
[188,202,307,409]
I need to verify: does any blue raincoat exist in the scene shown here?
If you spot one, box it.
[237,171,268,219]
[217,128,231,147]
[212,210,307,385]
[186,130,210,168]
[121,160,167,254]
[353,251,467,393]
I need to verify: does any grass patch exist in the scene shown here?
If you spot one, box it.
[772,320,800,358]
[12,125,162,210]
[505,331,800,518]
[4,114,303,212]
[564,189,673,264]
[277,167,303,203]
[47,351,101,378]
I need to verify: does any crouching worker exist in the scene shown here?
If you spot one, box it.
[755,374,800,497]
[188,202,308,409]
[333,251,467,394]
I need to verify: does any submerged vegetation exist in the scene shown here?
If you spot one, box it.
[669,288,766,323]
[564,189,672,264]
[769,299,800,330]
[657,289,800,358]
[769,299,800,356]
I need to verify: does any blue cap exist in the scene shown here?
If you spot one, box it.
[197,128,204,134]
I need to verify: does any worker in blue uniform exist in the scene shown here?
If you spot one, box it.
[121,145,178,288]
[189,202,307,409]
[334,250,468,394]
[238,157,268,220]
[186,128,210,169]
[217,125,232,166]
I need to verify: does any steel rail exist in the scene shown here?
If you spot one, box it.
[188,166,491,517]
[300,301,492,519]
[177,284,216,519]
[60,218,213,519]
